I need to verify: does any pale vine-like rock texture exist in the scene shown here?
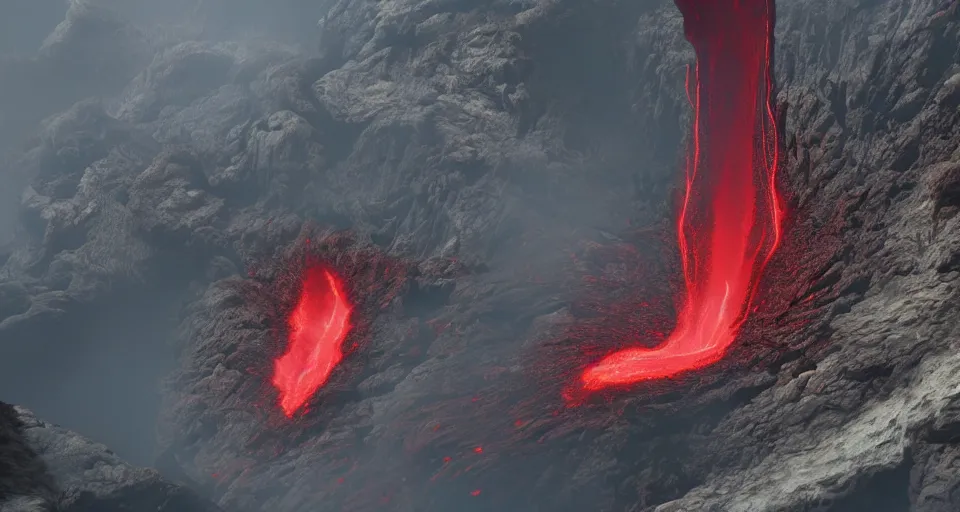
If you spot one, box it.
[1,0,959,511]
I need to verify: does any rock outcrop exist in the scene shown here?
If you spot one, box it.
[0,401,221,512]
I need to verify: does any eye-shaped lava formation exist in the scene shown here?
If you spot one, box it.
[582,0,784,390]
[246,231,413,420]
[272,265,354,417]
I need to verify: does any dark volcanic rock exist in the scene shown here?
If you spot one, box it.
[0,0,959,511]
[0,402,221,512]
[0,403,56,512]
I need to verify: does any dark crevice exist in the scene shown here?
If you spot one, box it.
[825,457,912,512]
[403,280,455,318]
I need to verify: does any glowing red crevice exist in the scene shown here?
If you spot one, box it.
[583,0,783,390]
[272,266,354,417]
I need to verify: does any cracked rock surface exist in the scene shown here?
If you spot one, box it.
[1,0,959,511]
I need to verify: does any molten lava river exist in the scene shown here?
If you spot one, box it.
[583,0,783,390]
[272,266,354,417]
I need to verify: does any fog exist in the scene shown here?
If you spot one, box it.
[0,0,642,489]
[0,0,333,466]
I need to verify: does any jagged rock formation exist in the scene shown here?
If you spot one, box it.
[0,401,221,512]
[1,0,959,511]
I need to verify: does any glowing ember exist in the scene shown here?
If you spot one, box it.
[583,0,783,389]
[272,266,353,417]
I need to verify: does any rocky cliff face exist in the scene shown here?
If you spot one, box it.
[0,401,221,512]
[1,0,959,511]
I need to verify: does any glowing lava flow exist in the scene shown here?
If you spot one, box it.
[582,0,783,390]
[272,266,353,417]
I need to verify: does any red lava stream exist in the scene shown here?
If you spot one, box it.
[583,0,783,390]
[272,266,354,417]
